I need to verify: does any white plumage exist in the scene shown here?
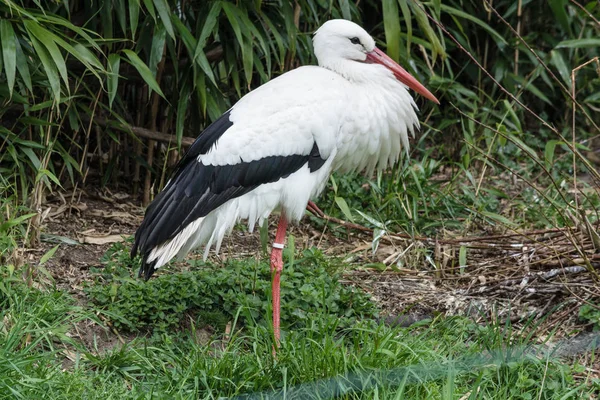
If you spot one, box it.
[133,19,438,284]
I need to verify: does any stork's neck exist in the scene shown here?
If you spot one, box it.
[331,66,421,174]
[318,58,387,84]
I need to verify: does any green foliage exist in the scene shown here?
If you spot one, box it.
[0,270,93,397]
[2,0,599,246]
[0,0,364,208]
[0,284,594,399]
[0,256,596,399]
[86,242,377,333]
[0,181,37,263]
[578,302,600,331]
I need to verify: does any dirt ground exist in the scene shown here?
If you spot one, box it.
[22,187,600,373]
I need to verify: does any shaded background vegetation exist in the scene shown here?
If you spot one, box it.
[0,0,599,258]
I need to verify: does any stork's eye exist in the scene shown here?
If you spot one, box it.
[349,37,361,45]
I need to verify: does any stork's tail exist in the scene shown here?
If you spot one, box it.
[130,240,157,280]
[138,255,158,280]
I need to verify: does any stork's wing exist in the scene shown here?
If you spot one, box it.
[131,121,324,256]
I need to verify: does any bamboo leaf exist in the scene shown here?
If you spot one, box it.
[261,14,285,69]
[339,0,351,20]
[149,24,166,77]
[28,96,73,112]
[548,0,571,34]
[107,53,120,108]
[172,17,197,54]
[335,196,355,223]
[222,3,253,86]
[122,49,165,98]
[71,43,104,71]
[21,147,42,170]
[176,87,190,149]
[40,15,103,53]
[398,0,412,58]
[51,35,104,81]
[192,2,220,86]
[253,54,268,82]
[235,9,270,64]
[508,131,541,163]
[0,20,17,97]
[38,168,62,187]
[550,50,571,88]
[129,0,140,38]
[502,100,521,132]
[115,0,127,35]
[355,210,385,229]
[281,0,297,61]
[512,74,552,105]
[556,38,600,49]
[0,37,4,79]
[221,3,245,48]
[197,2,221,48]
[439,4,507,46]
[40,244,59,265]
[432,0,441,19]
[100,0,113,39]
[152,0,175,39]
[195,71,207,117]
[0,213,37,232]
[225,46,241,97]
[382,0,401,62]
[142,0,156,21]
[410,1,445,61]
[195,48,217,87]
[241,39,254,87]
[480,211,517,227]
[544,140,560,169]
[24,21,69,90]
[206,90,224,121]
[28,35,61,100]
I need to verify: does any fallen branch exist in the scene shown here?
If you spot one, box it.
[90,117,196,147]
[317,212,575,247]
[540,266,588,280]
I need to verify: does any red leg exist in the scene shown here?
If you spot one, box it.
[270,214,288,343]
[306,200,325,218]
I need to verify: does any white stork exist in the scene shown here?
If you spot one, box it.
[132,19,439,341]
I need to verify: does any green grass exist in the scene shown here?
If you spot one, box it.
[1,258,597,399]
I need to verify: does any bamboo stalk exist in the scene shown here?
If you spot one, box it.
[123,132,130,184]
[133,87,145,197]
[514,0,522,75]
[158,109,171,190]
[96,125,103,179]
[143,44,168,206]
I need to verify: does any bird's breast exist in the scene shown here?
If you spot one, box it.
[332,78,421,175]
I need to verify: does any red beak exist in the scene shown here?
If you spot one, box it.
[366,47,439,104]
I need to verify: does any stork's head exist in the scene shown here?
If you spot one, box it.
[313,19,439,104]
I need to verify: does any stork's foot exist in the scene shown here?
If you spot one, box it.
[306,200,325,218]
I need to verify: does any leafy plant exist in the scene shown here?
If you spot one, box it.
[86,242,377,333]
[578,302,600,331]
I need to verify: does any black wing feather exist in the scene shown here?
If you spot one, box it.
[132,111,327,280]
